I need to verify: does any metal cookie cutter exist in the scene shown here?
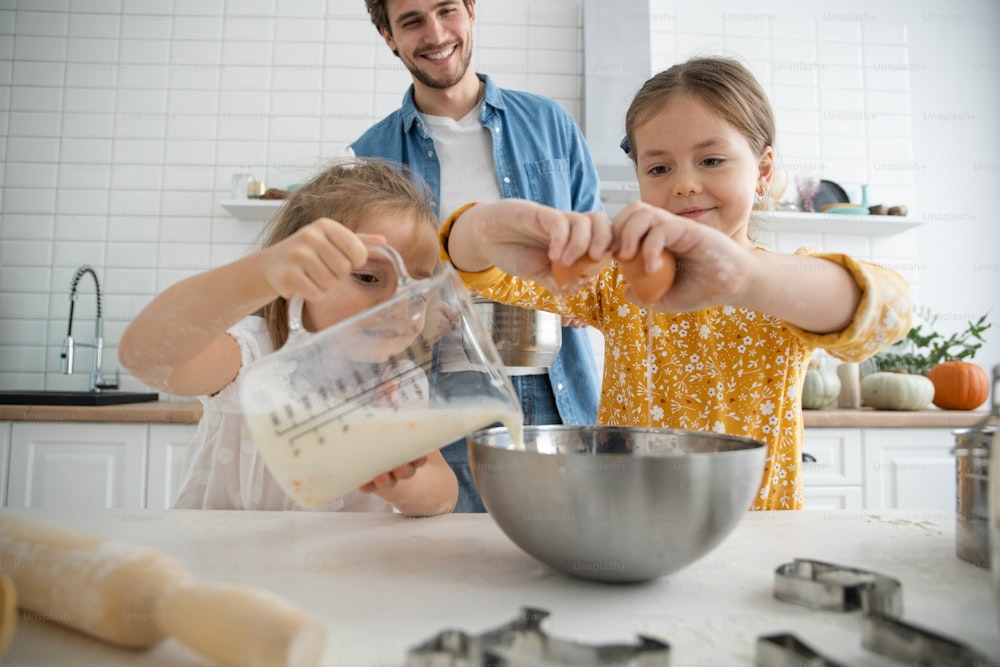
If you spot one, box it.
[774,558,903,617]
[755,633,849,667]
[406,607,670,667]
[862,613,996,667]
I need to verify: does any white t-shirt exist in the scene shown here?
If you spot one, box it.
[419,101,501,221]
[173,316,393,512]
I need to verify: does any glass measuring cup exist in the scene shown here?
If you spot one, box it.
[239,243,524,508]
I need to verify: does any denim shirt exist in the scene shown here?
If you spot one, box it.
[350,74,601,424]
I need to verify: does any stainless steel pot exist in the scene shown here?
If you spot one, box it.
[952,365,999,571]
[986,366,1000,623]
[472,298,561,368]
[954,425,993,568]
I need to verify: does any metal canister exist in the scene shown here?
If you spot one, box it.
[952,365,999,571]
[986,367,1000,624]
[954,425,994,568]
[472,298,562,368]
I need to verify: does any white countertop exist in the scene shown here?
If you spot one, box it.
[3,508,998,666]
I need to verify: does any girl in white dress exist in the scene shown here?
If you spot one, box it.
[119,159,458,515]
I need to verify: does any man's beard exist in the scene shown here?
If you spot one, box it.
[401,41,473,90]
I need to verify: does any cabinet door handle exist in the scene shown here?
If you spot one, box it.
[802,452,817,463]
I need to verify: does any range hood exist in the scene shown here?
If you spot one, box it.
[582,0,651,213]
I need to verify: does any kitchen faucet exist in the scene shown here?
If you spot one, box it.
[60,264,119,392]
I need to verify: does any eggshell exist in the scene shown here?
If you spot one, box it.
[551,254,612,293]
[618,250,676,304]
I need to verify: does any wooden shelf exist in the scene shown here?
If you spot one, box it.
[220,199,282,221]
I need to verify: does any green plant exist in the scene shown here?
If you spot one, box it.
[873,306,992,375]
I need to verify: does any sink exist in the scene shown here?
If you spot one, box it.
[0,390,160,406]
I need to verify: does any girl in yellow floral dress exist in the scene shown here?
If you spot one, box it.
[439,56,912,510]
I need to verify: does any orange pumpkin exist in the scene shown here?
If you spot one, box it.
[927,361,990,410]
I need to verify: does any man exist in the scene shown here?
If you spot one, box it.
[350,0,602,511]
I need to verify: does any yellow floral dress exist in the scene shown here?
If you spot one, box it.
[440,224,912,510]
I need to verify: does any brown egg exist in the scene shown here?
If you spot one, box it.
[550,253,612,293]
[618,250,677,304]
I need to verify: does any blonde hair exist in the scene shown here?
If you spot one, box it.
[623,57,775,162]
[257,158,437,348]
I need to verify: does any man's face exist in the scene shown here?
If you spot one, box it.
[381,0,475,90]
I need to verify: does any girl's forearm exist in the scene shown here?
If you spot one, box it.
[445,204,494,273]
[118,254,277,391]
[737,252,862,334]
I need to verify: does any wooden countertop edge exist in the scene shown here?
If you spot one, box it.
[0,401,203,424]
[801,407,986,428]
[0,402,986,428]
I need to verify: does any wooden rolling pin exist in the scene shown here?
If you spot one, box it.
[0,514,325,667]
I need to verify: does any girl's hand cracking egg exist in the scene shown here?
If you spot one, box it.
[617,249,677,305]
[550,254,612,294]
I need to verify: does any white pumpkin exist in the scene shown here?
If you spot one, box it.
[801,370,841,409]
[860,372,935,411]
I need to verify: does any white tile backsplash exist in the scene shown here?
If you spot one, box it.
[122,0,169,14]
[11,85,64,112]
[14,35,68,61]
[5,162,58,187]
[57,187,109,215]
[119,38,169,64]
[2,214,57,240]
[58,163,111,189]
[106,214,159,242]
[53,214,107,241]
[118,63,168,88]
[223,17,272,42]
[109,163,162,189]
[72,0,123,14]
[60,137,112,163]
[816,19,862,43]
[3,187,56,214]
[52,239,104,266]
[173,16,223,40]
[3,0,998,390]
[67,37,118,62]
[121,14,172,39]
[13,60,65,86]
[63,87,115,113]
[174,0,223,16]
[69,11,120,38]
[7,111,61,137]
[15,10,69,36]
[1,239,53,266]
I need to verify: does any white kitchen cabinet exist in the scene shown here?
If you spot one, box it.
[7,422,149,509]
[146,424,196,510]
[802,426,957,511]
[863,427,956,511]
[801,428,863,485]
[801,428,864,510]
[0,422,10,506]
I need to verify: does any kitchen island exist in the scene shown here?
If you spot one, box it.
[2,508,997,666]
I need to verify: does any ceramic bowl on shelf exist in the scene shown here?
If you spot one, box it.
[468,424,766,582]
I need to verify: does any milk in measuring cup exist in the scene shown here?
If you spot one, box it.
[247,406,523,508]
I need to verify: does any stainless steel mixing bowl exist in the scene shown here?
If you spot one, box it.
[468,425,767,583]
